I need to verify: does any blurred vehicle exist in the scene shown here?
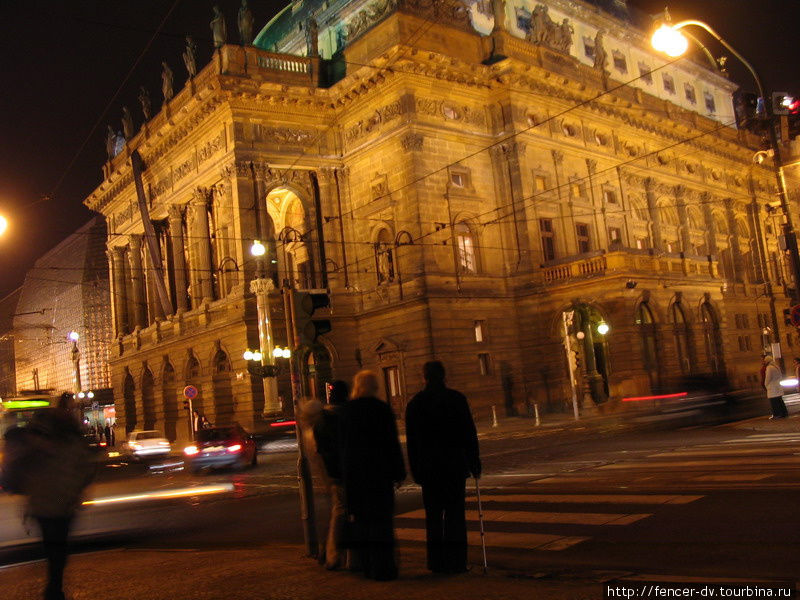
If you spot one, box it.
[122,430,171,460]
[252,416,296,449]
[83,430,107,453]
[184,424,257,472]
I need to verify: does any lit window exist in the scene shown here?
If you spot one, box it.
[450,172,464,187]
[608,227,622,247]
[636,237,649,250]
[534,174,548,192]
[478,353,491,375]
[474,320,485,342]
[603,189,617,204]
[455,222,477,273]
[570,180,585,198]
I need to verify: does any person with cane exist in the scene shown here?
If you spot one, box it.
[406,361,482,574]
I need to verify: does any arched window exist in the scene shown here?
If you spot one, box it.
[670,302,692,375]
[658,203,680,227]
[630,196,650,221]
[701,302,723,375]
[454,222,477,274]
[374,229,395,284]
[712,212,728,235]
[636,302,660,388]
[284,198,314,289]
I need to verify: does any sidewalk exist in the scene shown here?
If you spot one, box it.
[0,543,604,600]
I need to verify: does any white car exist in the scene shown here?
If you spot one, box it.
[123,430,171,459]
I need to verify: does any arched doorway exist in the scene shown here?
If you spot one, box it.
[561,305,610,407]
[266,187,319,290]
[212,350,234,425]
[123,370,136,434]
[162,361,178,442]
[670,301,692,376]
[636,302,661,389]
[141,367,156,430]
[701,302,724,375]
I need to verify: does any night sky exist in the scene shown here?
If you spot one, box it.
[0,0,795,299]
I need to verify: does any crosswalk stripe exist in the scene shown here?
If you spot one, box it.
[470,494,703,505]
[397,508,651,526]
[598,455,800,468]
[395,528,590,551]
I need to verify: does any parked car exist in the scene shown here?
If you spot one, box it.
[122,430,171,460]
[184,424,257,472]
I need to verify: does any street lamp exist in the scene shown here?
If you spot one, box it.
[68,331,82,395]
[249,240,280,414]
[650,17,800,301]
[0,215,7,237]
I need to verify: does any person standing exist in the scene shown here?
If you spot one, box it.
[19,393,93,600]
[763,355,788,419]
[339,371,405,581]
[313,380,349,570]
[405,360,481,574]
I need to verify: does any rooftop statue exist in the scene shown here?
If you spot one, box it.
[138,86,152,121]
[593,30,608,71]
[183,36,197,77]
[211,5,227,49]
[306,18,319,57]
[121,107,134,141]
[238,0,254,46]
[491,0,505,32]
[161,61,174,102]
[105,125,116,160]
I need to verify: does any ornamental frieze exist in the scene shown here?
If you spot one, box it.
[173,155,197,184]
[344,99,403,145]
[397,0,471,30]
[253,125,314,145]
[414,98,485,127]
[400,132,423,151]
[346,0,398,43]
[197,130,226,163]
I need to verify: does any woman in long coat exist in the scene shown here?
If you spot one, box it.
[339,370,406,580]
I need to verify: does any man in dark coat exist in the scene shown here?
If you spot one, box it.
[405,360,481,574]
[339,370,405,581]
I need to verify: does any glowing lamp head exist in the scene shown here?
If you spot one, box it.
[0,215,7,236]
[243,350,254,361]
[281,348,291,359]
[68,331,80,342]
[651,24,688,57]
[576,331,585,340]
[272,347,283,358]
[597,322,610,335]
[250,240,266,257]
[251,351,263,362]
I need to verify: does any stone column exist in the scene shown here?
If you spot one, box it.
[111,246,129,336]
[189,188,214,303]
[644,177,663,252]
[724,199,744,282]
[128,235,148,329]
[674,185,692,254]
[168,204,189,312]
[701,193,718,255]
[144,238,166,322]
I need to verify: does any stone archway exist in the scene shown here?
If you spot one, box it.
[700,301,724,376]
[303,345,333,404]
[162,361,178,442]
[561,304,611,408]
[123,371,136,434]
[141,367,156,430]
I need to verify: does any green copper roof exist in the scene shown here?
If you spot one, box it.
[254,1,319,51]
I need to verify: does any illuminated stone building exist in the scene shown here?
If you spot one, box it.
[85,0,799,441]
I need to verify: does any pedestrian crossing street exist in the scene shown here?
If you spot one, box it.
[395,432,800,554]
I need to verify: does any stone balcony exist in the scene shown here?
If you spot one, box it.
[541,249,719,287]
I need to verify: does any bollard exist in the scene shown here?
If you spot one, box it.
[491,405,498,428]
[534,402,540,426]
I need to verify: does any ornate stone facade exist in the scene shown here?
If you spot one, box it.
[86,1,798,439]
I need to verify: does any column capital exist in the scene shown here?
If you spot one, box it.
[129,233,142,249]
[249,277,276,296]
[167,203,185,222]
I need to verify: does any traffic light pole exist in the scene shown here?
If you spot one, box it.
[282,286,318,558]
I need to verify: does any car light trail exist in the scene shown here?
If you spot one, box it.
[82,483,234,506]
[621,392,689,402]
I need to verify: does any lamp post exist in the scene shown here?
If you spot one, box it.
[68,331,82,396]
[249,240,281,415]
[651,18,800,301]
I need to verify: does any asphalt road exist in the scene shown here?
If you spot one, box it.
[2,402,799,585]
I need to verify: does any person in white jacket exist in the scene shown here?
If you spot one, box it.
[763,355,789,419]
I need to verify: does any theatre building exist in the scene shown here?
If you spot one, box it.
[84,0,800,442]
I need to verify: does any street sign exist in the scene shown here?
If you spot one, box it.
[183,385,198,400]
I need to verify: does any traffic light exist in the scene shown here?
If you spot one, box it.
[293,290,331,345]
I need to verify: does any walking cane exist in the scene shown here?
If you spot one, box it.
[474,477,488,574]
